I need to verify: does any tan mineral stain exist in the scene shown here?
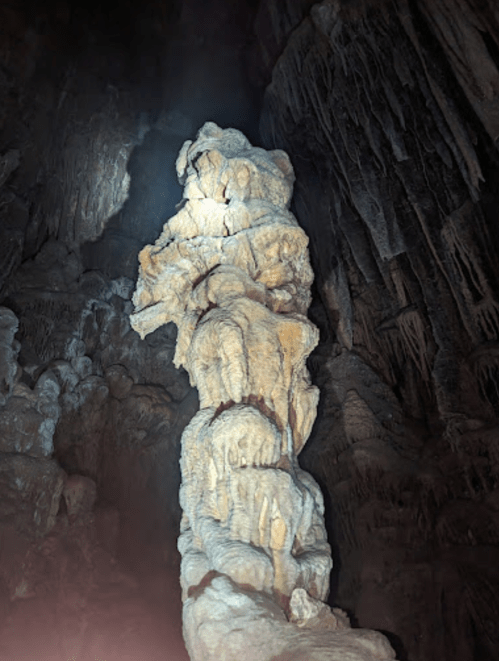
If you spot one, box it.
[130,122,397,661]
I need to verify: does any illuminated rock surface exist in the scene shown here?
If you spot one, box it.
[131,122,396,661]
[0,2,498,659]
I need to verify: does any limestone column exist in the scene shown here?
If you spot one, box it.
[131,123,397,661]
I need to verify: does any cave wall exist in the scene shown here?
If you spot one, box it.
[0,0,259,582]
[258,1,499,659]
[0,1,498,660]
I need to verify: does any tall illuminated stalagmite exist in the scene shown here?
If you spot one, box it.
[131,123,396,661]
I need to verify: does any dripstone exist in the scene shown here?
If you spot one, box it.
[131,122,397,661]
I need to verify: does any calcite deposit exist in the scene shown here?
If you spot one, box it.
[0,307,65,537]
[131,123,396,661]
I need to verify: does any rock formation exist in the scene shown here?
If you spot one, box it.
[259,3,499,659]
[0,1,498,659]
[131,122,396,660]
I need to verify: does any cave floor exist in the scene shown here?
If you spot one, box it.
[0,515,189,661]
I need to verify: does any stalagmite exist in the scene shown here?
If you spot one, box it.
[131,122,397,661]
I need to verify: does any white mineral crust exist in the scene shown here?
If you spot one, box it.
[131,122,397,661]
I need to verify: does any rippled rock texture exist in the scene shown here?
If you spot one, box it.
[131,122,396,661]
[259,2,499,659]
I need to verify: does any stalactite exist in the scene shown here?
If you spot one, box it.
[258,2,499,659]
[261,1,496,411]
[469,343,499,412]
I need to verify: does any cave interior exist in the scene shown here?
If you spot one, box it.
[1,0,499,659]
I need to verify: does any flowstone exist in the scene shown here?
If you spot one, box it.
[131,123,396,661]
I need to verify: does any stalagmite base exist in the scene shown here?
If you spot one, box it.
[131,123,397,661]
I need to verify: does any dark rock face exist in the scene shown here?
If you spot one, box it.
[0,0,498,660]
[260,1,499,659]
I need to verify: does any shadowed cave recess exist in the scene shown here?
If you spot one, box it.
[0,0,499,659]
